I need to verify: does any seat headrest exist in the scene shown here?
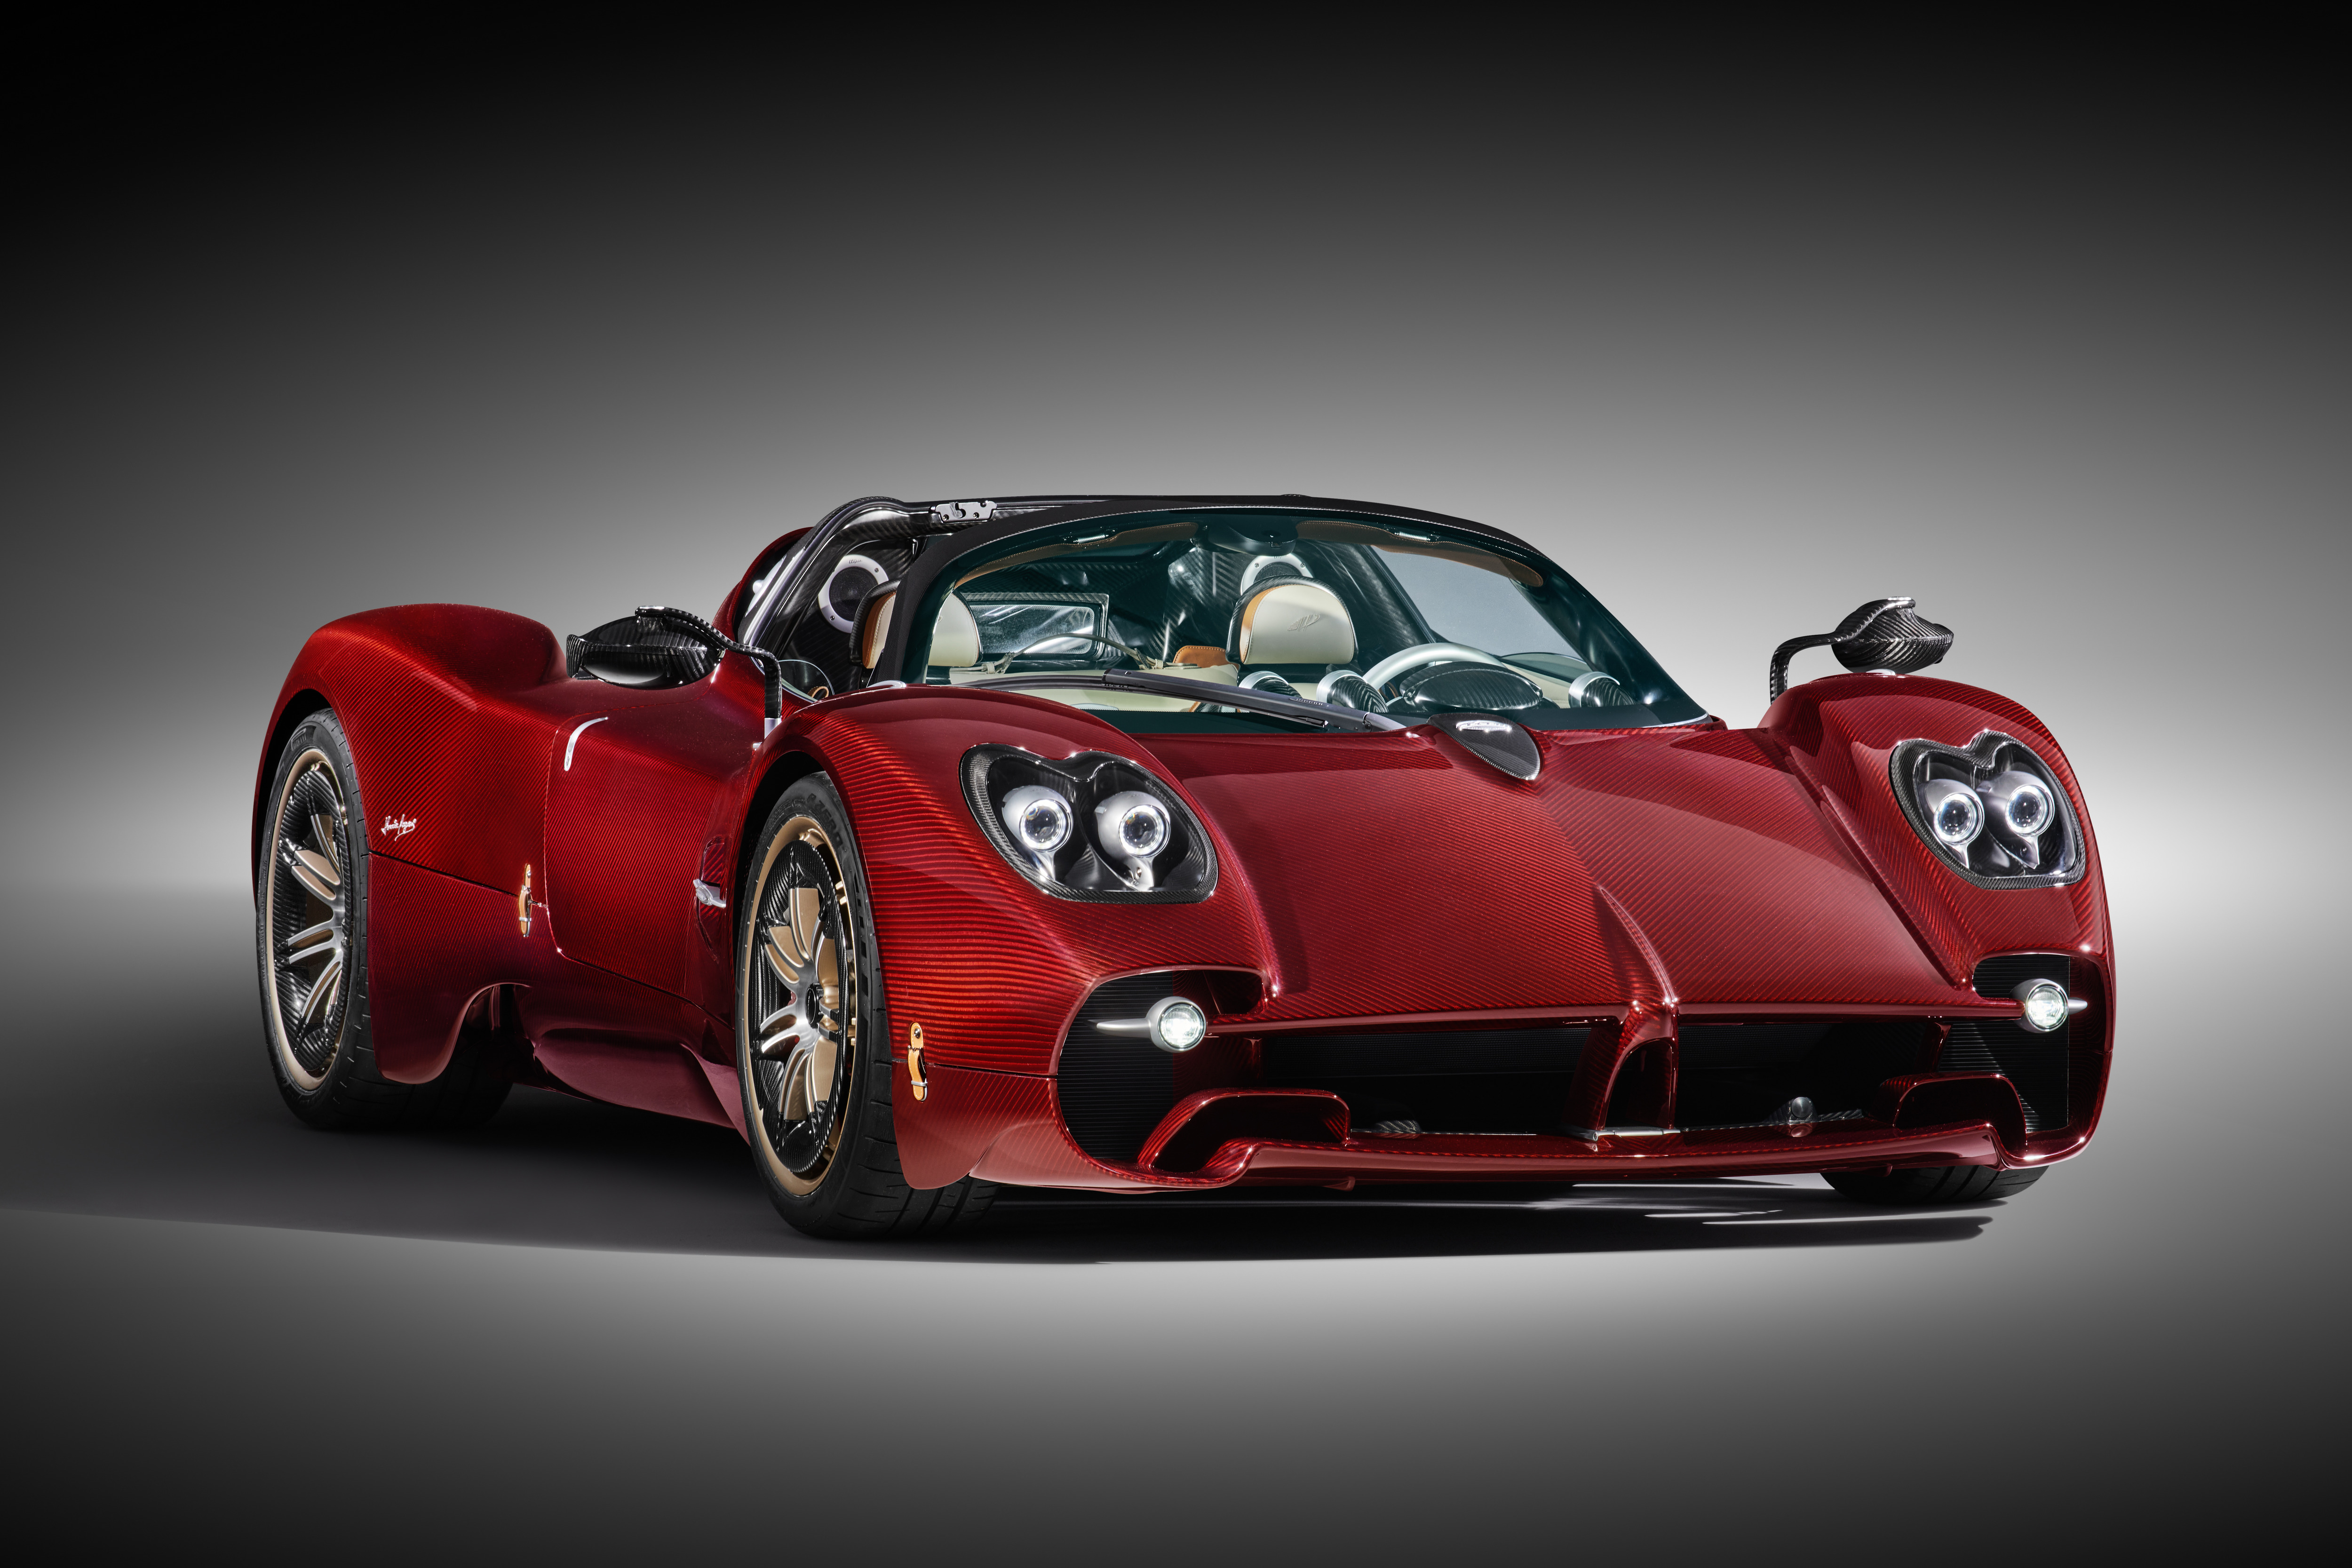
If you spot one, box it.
[1237,580,1355,666]
[930,594,981,668]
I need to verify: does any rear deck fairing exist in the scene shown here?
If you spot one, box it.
[806,669,2110,1191]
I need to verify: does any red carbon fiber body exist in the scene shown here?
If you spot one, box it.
[254,541,2114,1197]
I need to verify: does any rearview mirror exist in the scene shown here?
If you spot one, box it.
[1768,597,1951,699]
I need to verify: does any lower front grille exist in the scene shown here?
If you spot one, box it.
[1941,1022,2067,1132]
[1056,963,2078,1168]
[1675,1020,1930,1130]
[1263,1029,1590,1134]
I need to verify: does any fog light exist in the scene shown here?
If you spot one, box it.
[1145,996,1208,1052]
[2014,979,2070,1033]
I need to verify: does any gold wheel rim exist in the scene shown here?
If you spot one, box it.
[262,747,352,1091]
[741,815,858,1195]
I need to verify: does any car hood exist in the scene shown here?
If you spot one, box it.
[1138,723,1959,1023]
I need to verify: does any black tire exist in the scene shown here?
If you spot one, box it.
[1824,1165,2046,1205]
[737,774,996,1238]
[256,708,511,1131]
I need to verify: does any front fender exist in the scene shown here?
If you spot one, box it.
[1757,672,2111,984]
[755,687,1275,1186]
[763,687,1275,1077]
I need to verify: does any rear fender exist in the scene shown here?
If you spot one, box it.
[255,605,568,1082]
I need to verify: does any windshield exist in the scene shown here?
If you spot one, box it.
[906,510,1704,732]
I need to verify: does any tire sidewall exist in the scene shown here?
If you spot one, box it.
[256,709,373,1119]
[736,773,892,1229]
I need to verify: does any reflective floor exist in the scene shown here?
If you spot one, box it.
[1,891,2332,1560]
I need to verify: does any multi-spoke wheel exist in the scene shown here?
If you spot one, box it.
[737,775,996,1237]
[263,744,354,1090]
[747,831,855,1189]
[256,709,511,1130]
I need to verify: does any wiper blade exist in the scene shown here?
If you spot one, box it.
[964,669,1406,732]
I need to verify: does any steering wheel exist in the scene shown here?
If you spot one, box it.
[1360,642,1515,693]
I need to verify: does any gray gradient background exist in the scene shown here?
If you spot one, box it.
[4,16,2344,1561]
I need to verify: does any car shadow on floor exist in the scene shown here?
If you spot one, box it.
[3,1059,2002,1262]
[0,894,2012,1264]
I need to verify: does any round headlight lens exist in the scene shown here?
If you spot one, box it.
[1000,785,1072,856]
[1919,777,1983,848]
[1985,771,2052,838]
[1146,996,1208,1052]
[1095,790,1170,861]
[2016,979,2069,1033]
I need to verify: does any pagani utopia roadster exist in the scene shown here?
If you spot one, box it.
[254,494,2111,1236]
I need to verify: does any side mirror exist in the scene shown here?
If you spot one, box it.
[1768,597,1951,699]
[566,614,715,689]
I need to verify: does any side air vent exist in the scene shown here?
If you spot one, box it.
[1055,975,1184,1164]
[1946,954,2073,1132]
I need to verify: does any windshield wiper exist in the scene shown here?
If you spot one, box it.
[963,669,1406,733]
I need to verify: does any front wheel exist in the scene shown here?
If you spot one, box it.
[737,774,995,1238]
[1824,1165,2046,1205]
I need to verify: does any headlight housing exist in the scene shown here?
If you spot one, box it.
[1890,732,2084,889]
[962,746,1217,902]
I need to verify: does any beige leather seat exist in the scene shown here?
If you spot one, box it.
[1235,580,1355,668]
[929,593,981,669]
[857,590,986,672]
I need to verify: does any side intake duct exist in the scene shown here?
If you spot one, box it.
[1943,954,2073,1132]
[1056,976,1184,1163]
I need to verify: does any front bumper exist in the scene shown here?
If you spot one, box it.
[906,953,2112,1193]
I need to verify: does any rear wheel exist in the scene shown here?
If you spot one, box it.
[738,775,995,1238]
[1824,1165,2045,1205]
[256,709,510,1130]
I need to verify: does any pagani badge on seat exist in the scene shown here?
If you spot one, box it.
[253,493,2113,1235]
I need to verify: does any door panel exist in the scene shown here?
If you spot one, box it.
[545,687,751,999]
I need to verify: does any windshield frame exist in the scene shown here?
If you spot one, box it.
[867,495,1710,729]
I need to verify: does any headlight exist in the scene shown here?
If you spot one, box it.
[1094,790,1170,888]
[1917,777,1984,848]
[1890,732,2083,889]
[962,745,1216,902]
[1982,770,2052,842]
[1000,785,1073,868]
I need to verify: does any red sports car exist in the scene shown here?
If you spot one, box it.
[254,494,2111,1236]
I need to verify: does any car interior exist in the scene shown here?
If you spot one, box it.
[761,514,1652,727]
